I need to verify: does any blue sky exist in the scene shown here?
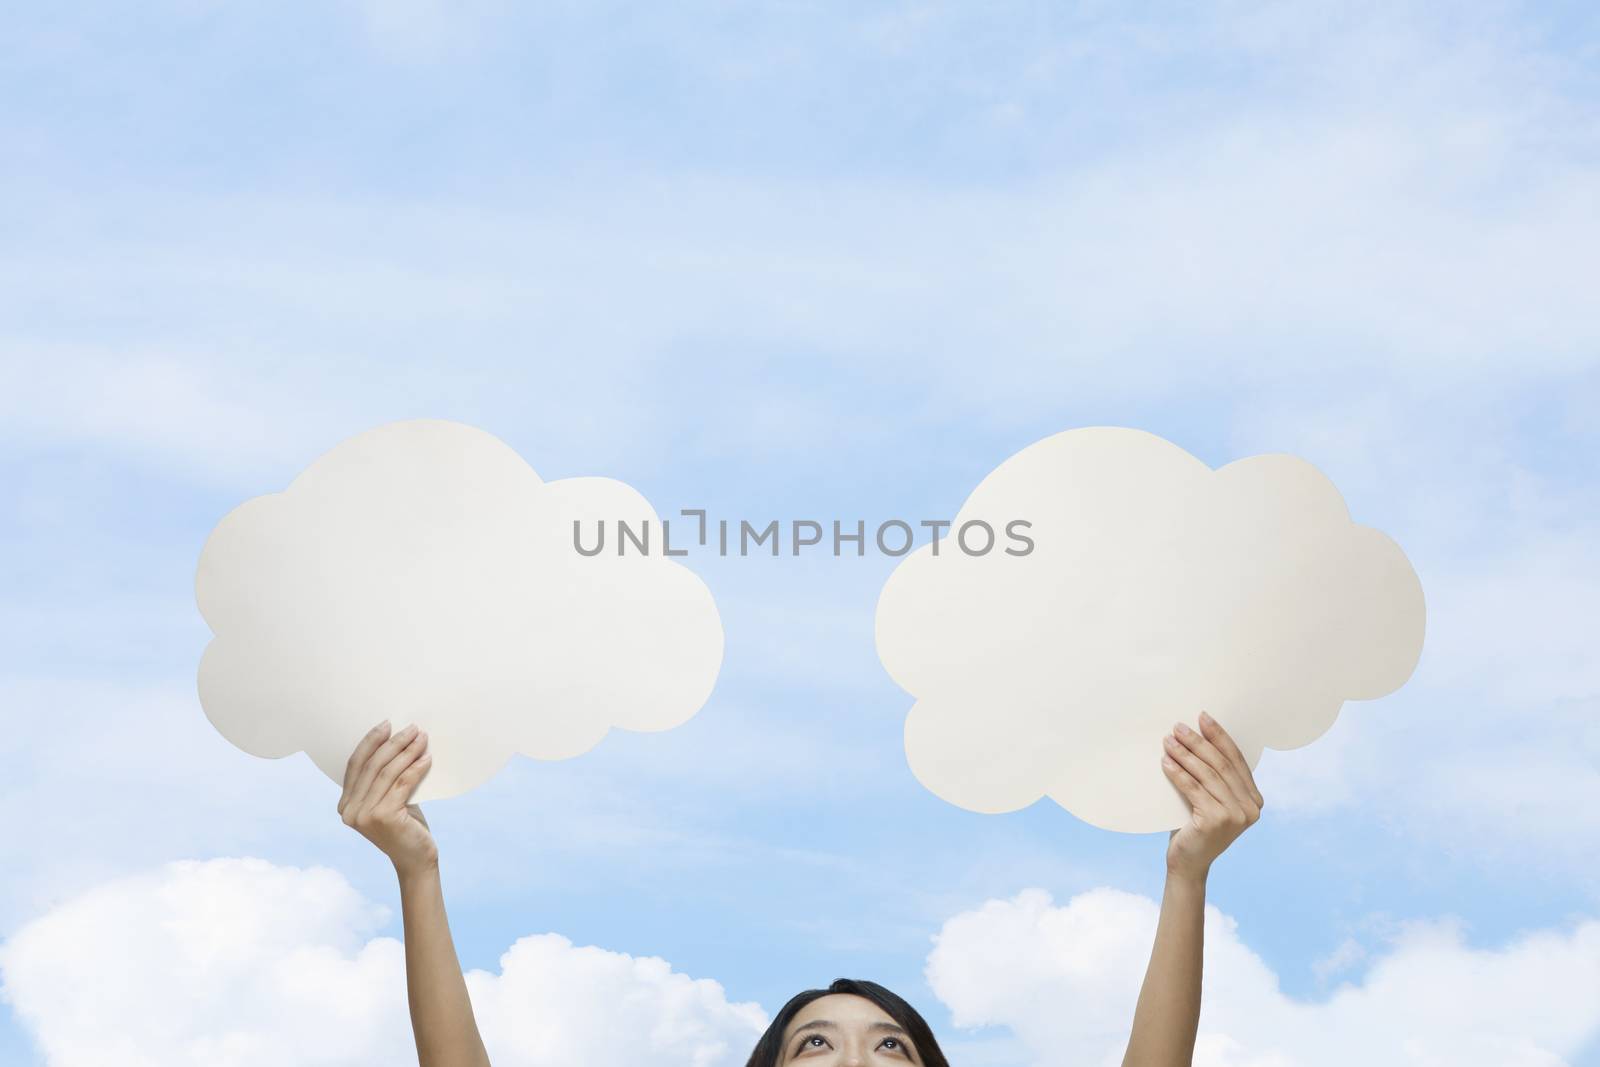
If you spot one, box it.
[2,1,1599,1064]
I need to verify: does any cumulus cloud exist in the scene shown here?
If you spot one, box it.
[0,857,766,1067]
[195,419,724,801]
[875,426,1424,832]
[926,886,1600,1067]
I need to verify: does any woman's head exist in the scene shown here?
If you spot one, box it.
[743,978,951,1067]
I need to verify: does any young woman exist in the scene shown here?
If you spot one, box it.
[338,711,1263,1066]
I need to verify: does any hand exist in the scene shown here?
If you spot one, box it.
[338,720,438,878]
[1161,711,1264,882]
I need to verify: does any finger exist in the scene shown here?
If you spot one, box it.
[339,720,392,814]
[378,734,432,812]
[1161,753,1214,814]
[361,730,426,812]
[1172,722,1254,812]
[360,730,428,813]
[383,753,433,813]
[348,723,420,814]
[1165,729,1242,813]
[1200,711,1264,808]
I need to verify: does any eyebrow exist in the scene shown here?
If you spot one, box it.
[790,1020,912,1038]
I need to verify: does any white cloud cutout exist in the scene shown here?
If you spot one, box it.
[0,858,766,1067]
[875,426,1425,832]
[195,418,723,801]
[926,887,1600,1067]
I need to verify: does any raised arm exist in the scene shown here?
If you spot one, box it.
[340,722,493,1067]
[1121,711,1264,1067]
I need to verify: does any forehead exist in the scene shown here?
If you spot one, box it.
[785,993,899,1035]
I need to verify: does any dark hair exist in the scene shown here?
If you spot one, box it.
[743,978,951,1067]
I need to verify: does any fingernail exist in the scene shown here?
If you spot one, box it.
[373,720,389,732]
[1174,722,1192,737]
[1164,735,1179,750]
[1162,756,1177,768]
[1200,711,1214,726]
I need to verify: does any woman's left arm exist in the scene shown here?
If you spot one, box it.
[1121,711,1265,1067]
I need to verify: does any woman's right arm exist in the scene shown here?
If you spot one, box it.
[340,721,492,1067]
[1120,713,1264,1067]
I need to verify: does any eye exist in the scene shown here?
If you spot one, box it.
[797,1034,830,1052]
[878,1036,912,1058]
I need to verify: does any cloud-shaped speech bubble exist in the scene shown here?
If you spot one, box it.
[874,426,1425,833]
[195,419,723,802]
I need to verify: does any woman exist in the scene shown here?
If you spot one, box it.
[338,711,1263,1066]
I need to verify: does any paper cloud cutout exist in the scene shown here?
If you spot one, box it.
[195,419,723,802]
[874,426,1425,833]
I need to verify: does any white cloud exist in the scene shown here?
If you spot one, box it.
[196,418,725,802]
[875,426,1424,831]
[926,887,1600,1067]
[0,858,766,1067]
[9,862,1600,1067]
